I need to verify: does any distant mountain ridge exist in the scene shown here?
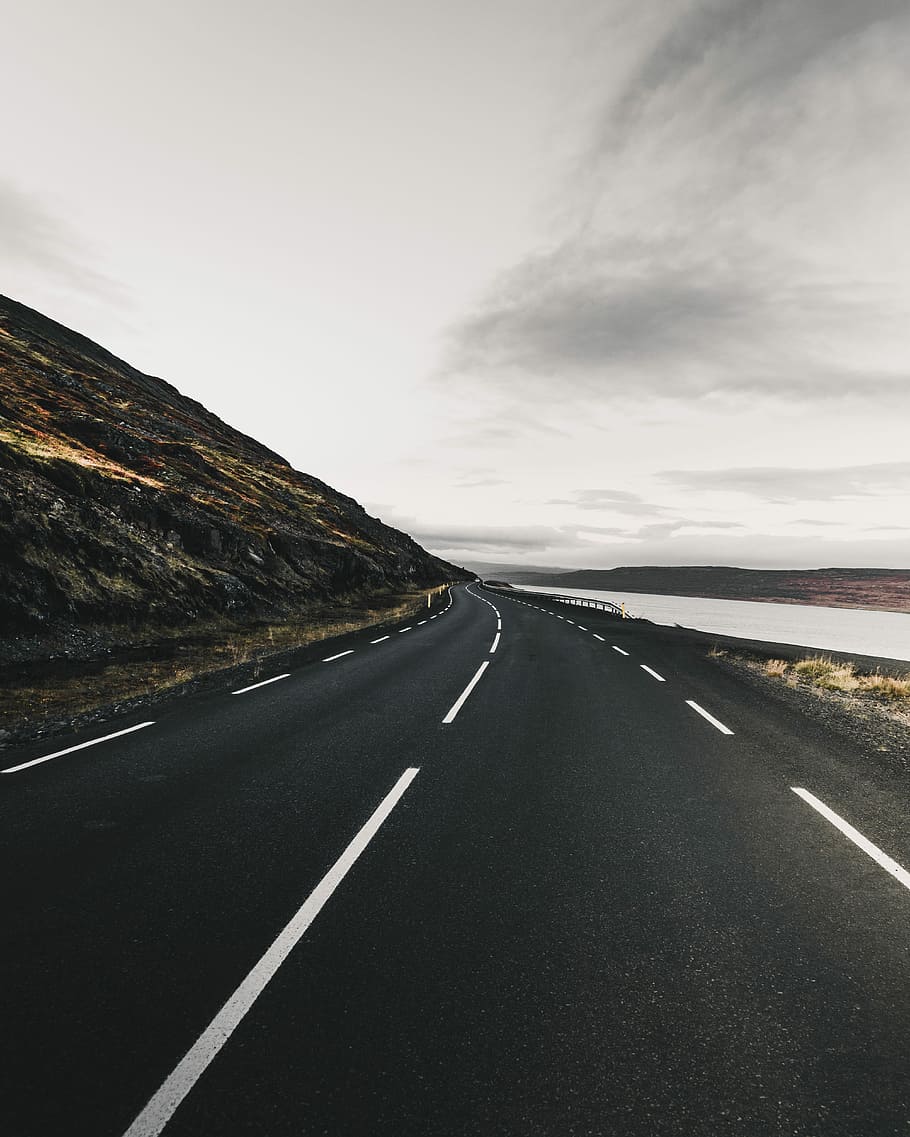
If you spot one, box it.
[505,566,910,613]
[0,295,468,659]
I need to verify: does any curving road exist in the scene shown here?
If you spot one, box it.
[2,582,910,1135]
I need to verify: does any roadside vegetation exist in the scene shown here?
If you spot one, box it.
[762,655,910,700]
[0,586,449,745]
[708,646,910,746]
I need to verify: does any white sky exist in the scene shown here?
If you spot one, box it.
[3,0,910,570]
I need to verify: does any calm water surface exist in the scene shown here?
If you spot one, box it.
[513,585,910,662]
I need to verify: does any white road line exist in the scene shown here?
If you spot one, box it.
[496,620,502,630]
[232,674,290,695]
[791,787,910,893]
[490,632,501,654]
[685,700,734,735]
[370,635,390,644]
[593,634,605,642]
[2,721,155,775]
[577,626,588,631]
[612,646,629,656]
[121,767,420,1137]
[640,664,665,682]
[566,620,575,625]
[398,627,412,633]
[429,615,437,620]
[442,661,490,724]
[417,620,427,625]
[323,650,354,662]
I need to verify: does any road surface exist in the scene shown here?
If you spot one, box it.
[2,583,909,1135]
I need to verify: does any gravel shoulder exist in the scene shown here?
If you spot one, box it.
[646,620,910,775]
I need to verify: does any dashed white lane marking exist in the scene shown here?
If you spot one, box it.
[490,632,501,654]
[640,664,666,682]
[442,661,490,724]
[791,787,910,893]
[685,700,734,735]
[323,650,354,662]
[2,721,155,775]
[612,646,629,656]
[398,627,412,634]
[577,626,588,631]
[232,674,290,695]
[593,634,605,642]
[121,767,421,1137]
[566,620,575,625]
[497,619,502,630]
[370,636,390,644]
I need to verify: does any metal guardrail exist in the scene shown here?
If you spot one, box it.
[481,583,625,617]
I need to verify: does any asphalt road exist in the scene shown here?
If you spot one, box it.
[3,582,910,1136]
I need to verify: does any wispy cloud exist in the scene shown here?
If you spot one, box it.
[660,461,910,502]
[545,488,668,515]
[455,476,509,489]
[0,180,125,303]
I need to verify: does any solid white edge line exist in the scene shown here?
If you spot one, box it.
[612,646,629,656]
[232,674,291,695]
[322,650,354,662]
[791,787,910,893]
[442,661,490,724]
[370,636,390,644]
[121,767,421,1137]
[490,632,501,654]
[640,664,666,682]
[685,700,734,735]
[2,721,155,775]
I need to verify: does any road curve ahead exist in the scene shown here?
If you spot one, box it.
[3,582,910,1136]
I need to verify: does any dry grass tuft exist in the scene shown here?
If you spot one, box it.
[760,655,910,701]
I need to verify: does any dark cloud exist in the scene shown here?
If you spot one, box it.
[443,237,908,401]
[660,461,910,502]
[441,1,910,405]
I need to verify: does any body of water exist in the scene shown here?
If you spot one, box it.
[512,585,910,662]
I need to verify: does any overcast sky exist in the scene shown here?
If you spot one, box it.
[4,0,910,570]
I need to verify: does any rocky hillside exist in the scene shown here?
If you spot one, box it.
[0,295,468,662]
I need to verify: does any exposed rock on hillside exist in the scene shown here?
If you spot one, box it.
[0,295,468,663]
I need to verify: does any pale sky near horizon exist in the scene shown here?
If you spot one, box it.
[3,0,910,570]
